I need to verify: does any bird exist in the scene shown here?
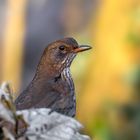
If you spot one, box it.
[15,37,91,117]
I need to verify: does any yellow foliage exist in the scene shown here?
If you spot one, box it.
[2,0,26,93]
[77,0,140,135]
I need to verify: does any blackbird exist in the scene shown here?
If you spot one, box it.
[15,38,91,117]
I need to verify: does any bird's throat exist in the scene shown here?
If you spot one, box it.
[61,67,75,92]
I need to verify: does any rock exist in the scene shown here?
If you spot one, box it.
[0,83,90,140]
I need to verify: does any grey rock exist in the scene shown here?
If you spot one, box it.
[0,83,90,140]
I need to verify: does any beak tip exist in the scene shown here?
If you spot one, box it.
[74,45,92,53]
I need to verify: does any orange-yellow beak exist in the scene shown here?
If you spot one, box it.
[74,45,92,53]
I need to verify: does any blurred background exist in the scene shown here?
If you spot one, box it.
[0,0,140,139]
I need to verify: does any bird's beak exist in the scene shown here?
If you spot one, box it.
[74,45,92,53]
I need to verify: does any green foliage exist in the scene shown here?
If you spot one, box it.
[127,32,140,46]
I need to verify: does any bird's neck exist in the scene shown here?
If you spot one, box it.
[61,67,76,117]
[61,67,74,91]
[33,61,62,81]
[29,66,75,95]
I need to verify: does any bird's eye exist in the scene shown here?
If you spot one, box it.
[59,45,65,51]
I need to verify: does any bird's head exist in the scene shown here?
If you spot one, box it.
[37,38,92,77]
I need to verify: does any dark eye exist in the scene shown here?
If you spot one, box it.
[59,45,65,51]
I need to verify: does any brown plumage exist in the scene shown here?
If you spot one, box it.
[15,37,91,117]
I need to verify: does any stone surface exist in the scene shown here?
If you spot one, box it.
[0,83,90,140]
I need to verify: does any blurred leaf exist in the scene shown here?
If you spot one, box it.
[127,32,140,46]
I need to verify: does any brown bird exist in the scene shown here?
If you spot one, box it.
[15,38,91,117]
